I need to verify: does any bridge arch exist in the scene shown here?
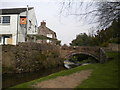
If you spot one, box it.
[60,46,107,63]
[65,52,100,62]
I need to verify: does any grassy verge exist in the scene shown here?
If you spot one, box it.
[9,52,119,89]
[75,51,119,88]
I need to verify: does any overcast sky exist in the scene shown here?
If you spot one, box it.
[0,0,96,45]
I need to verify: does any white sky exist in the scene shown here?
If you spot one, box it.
[0,0,97,45]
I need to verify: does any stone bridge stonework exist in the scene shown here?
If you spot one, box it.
[60,46,107,63]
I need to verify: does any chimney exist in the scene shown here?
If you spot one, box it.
[41,20,46,26]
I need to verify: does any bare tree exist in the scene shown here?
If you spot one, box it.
[97,2,120,29]
[60,0,120,29]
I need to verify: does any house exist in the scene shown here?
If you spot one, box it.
[37,21,59,45]
[0,7,38,45]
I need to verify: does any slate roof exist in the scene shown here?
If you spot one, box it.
[0,7,33,15]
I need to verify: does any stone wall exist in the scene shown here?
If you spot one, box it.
[108,43,120,51]
[2,43,64,73]
[102,43,120,52]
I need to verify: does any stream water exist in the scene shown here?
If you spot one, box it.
[2,66,65,89]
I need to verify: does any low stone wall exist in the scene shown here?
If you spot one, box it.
[108,43,120,51]
[102,43,120,52]
[2,43,64,73]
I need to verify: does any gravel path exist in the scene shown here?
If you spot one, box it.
[33,69,92,88]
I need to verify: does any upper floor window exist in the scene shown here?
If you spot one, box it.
[35,25,37,32]
[0,37,1,43]
[3,16,10,24]
[0,17,1,23]
[47,34,52,38]
[0,16,10,24]
[29,20,32,29]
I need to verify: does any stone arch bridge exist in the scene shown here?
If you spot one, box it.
[60,46,107,63]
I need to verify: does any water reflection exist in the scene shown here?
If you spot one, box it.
[3,66,65,89]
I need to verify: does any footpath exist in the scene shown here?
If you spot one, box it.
[33,69,92,88]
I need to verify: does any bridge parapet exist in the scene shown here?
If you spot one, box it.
[60,46,107,63]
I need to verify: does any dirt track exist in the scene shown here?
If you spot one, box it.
[33,69,92,88]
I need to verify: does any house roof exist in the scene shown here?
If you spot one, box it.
[0,7,34,15]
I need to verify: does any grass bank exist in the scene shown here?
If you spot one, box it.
[75,51,119,88]
[9,52,119,89]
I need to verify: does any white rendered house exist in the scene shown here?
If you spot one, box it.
[0,7,38,45]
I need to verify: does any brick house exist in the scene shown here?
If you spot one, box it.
[37,21,60,45]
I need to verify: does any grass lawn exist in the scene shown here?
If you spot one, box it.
[75,51,119,88]
[9,51,119,89]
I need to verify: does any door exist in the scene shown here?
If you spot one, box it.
[4,36,12,45]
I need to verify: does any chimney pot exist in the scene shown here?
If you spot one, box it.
[41,20,46,26]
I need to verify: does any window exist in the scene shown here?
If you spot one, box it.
[46,39,51,43]
[20,16,26,24]
[0,17,1,23]
[35,25,37,32]
[2,16,10,24]
[0,37,1,43]
[47,34,52,38]
[0,16,10,24]
[29,20,32,30]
